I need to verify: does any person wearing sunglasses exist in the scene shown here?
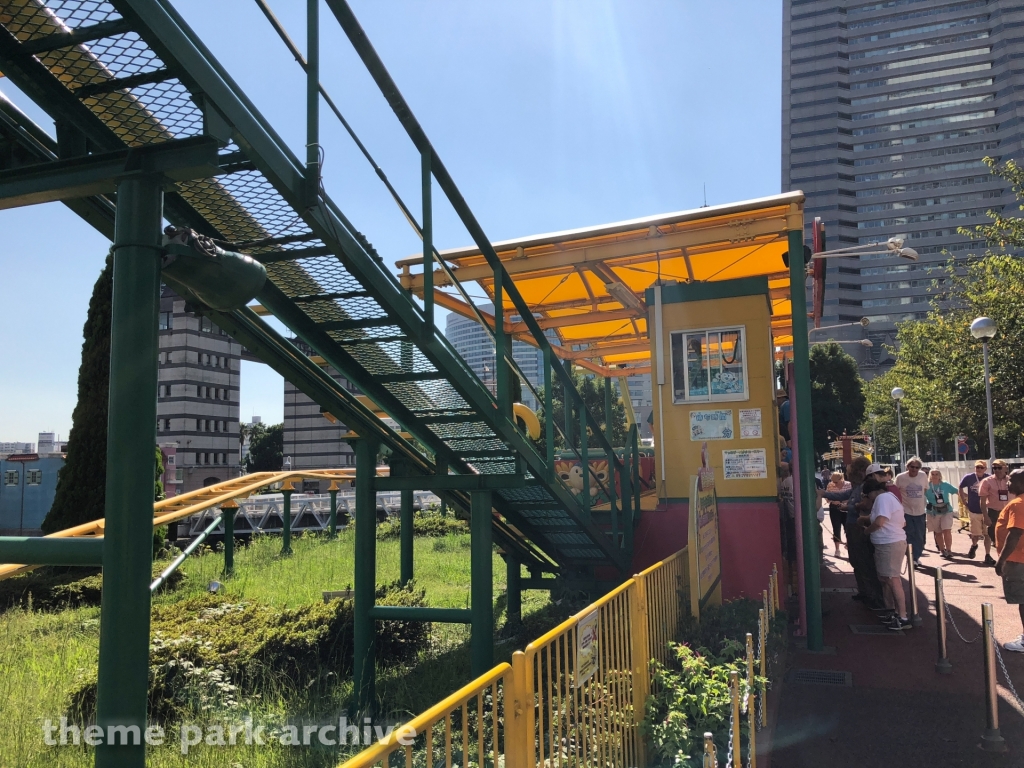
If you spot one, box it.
[895,457,928,568]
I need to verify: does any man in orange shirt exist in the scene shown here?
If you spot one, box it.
[994,469,1024,653]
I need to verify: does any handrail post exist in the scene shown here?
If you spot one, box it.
[509,651,529,768]
[563,359,574,449]
[772,563,780,611]
[630,576,650,768]
[580,408,590,520]
[222,500,237,575]
[421,148,433,328]
[935,567,951,674]
[305,0,320,206]
[544,346,554,479]
[980,602,1006,752]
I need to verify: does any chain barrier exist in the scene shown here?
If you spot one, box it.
[941,580,982,644]
[724,697,735,768]
[988,619,1024,717]
[756,621,764,732]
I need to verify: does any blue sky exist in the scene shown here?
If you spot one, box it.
[0,0,782,443]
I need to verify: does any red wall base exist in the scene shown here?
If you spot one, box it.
[630,499,785,601]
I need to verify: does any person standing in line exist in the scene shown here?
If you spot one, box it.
[979,459,1011,567]
[994,468,1024,652]
[826,470,851,557]
[895,457,929,568]
[820,458,885,609]
[959,460,991,560]
[862,476,911,631]
[926,469,959,560]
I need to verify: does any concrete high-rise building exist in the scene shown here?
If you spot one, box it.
[283,340,356,486]
[157,288,242,495]
[445,305,545,410]
[782,1,1022,376]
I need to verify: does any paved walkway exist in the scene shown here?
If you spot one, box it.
[772,523,1024,767]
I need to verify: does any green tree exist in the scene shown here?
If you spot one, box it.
[245,422,284,472]
[537,369,628,450]
[42,253,113,533]
[43,254,169,533]
[808,343,866,456]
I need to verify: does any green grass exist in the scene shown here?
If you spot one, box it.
[0,530,561,767]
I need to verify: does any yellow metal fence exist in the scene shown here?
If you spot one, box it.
[340,547,696,768]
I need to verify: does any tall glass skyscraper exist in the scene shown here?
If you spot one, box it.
[782,0,1022,377]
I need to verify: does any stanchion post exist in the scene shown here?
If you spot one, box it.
[935,567,951,674]
[980,602,1006,752]
[748,675,757,768]
[906,542,921,626]
[746,633,754,709]
[702,732,717,768]
[764,588,772,624]
[730,670,741,763]
[772,563,780,610]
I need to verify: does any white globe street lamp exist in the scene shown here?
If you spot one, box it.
[891,387,906,470]
[868,413,878,459]
[971,316,998,470]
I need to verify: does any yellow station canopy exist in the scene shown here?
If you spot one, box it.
[397,192,804,377]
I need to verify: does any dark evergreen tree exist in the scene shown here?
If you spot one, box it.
[245,423,284,472]
[809,342,866,457]
[42,252,113,533]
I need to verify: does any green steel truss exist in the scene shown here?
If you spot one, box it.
[0,0,636,574]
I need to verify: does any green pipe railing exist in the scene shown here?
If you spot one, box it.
[0,536,103,566]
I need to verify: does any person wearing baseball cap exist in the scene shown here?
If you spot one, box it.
[959,460,991,561]
[994,468,1024,652]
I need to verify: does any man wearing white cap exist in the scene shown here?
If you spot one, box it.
[896,457,929,568]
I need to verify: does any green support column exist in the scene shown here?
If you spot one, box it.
[506,556,521,627]
[95,175,164,768]
[580,408,590,520]
[281,483,294,555]
[470,490,494,676]
[604,377,618,544]
[353,437,379,713]
[222,501,236,575]
[788,227,823,651]
[328,481,339,538]
[544,346,554,477]
[400,488,414,585]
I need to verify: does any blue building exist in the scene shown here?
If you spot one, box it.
[0,455,64,534]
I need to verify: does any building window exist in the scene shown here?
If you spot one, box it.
[159,312,172,330]
[4,470,18,486]
[670,327,748,404]
[175,468,183,482]
[202,354,210,366]
[26,469,42,485]
[164,419,172,431]
[201,316,214,334]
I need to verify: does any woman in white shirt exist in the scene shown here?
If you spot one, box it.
[862,476,911,631]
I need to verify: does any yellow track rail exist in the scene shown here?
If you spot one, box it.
[0,467,389,582]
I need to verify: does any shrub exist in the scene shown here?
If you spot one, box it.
[642,599,786,767]
[376,511,468,540]
[67,580,429,722]
[0,559,185,613]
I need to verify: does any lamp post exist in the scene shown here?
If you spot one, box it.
[891,387,905,471]
[869,413,878,459]
[971,317,998,470]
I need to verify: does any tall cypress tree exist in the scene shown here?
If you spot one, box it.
[42,252,113,533]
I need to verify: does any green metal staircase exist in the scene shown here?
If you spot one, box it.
[0,0,638,579]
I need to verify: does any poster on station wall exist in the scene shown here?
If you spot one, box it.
[689,409,734,441]
[688,443,722,620]
[739,408,762,439]
[722,448,768,480]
